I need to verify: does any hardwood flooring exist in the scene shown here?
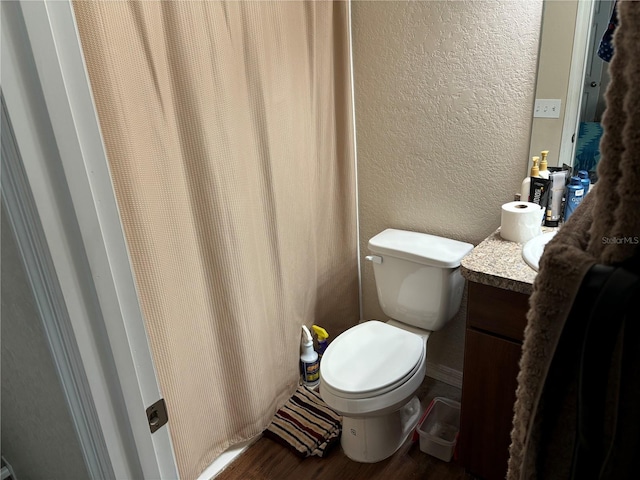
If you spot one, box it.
[216,378,475,480]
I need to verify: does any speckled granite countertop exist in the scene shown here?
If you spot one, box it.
[460,228,554,295]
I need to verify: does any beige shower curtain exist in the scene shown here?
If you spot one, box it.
[72,1,358,478]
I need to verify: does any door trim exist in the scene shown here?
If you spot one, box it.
[6,1,179,478]
[559,0,595,167]
[2,94,114,480]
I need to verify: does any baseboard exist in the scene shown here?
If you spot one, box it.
[197,436,260,480]
[426,361,463,389]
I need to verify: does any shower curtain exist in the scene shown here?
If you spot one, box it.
[72,1,358,478]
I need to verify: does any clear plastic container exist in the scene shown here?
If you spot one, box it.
[415,397,461,462]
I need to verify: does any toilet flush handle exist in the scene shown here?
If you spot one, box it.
[365,255,382,264]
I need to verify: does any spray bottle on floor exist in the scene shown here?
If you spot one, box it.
[311,325,329,361]
[300,326,319,388]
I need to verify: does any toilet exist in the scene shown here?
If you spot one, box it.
[319,228,473,463]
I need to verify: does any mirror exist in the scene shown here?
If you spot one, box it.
[528,0,615,175]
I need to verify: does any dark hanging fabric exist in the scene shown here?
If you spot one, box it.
[598,1,618,63]
[568,260,640,480]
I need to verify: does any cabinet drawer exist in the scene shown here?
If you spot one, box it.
[467,281,529,342]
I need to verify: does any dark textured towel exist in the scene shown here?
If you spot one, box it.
[508,1,640,478]
[264,386,342,458]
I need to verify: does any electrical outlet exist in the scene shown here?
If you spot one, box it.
[533,99,562,118]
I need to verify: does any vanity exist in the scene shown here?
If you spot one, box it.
[458,230,539,480]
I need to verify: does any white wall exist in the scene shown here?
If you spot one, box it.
[1,208,89,480]
[352,0,543,382]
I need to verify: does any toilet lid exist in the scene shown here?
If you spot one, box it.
[321,321,424,395]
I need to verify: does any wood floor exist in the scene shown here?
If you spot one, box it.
[216,378,475,480]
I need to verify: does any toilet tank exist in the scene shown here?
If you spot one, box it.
[367,229,473,331]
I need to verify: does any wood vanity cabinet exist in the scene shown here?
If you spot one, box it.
[458,281,530,480]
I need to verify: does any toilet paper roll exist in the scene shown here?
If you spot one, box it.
[500,201,544,243]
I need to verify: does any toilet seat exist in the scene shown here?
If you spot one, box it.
[321,349,424,400]
[320,321,427,415]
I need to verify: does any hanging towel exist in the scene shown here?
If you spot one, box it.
[508,1,640,479]
[263,385,342,458]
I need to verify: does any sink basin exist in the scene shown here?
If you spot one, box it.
[522,231,557,271]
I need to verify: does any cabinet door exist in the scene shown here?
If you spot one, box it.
[458,329,522,480]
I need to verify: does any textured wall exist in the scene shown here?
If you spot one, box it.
[352,0,543,380]
[1,208,89,480]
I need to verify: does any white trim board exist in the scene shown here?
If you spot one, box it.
[1,2,143,477]
[4,1,179,478]
[347,0,363,321]
[1,94,113,480]
[426,362,463,390]
[558,0,596,167]
[196,438,258,480]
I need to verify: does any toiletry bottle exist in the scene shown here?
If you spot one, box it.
[311,325,329,361]
[577,170,590,194]
[530,176,550,208]
[521,156,540,202]
[564,176,585,222]
[300,326,319,387]
[545,171,566,227]
[539,151,550,179]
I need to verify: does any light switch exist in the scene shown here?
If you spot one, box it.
[533,99,562,118]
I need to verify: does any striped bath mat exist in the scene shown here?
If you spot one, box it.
[264,385,342,457]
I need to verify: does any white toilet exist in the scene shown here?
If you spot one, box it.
[319,228,473,463]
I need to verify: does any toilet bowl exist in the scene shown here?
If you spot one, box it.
[320,321,428,416]
[319,229,473,463]
[320,320,428,462]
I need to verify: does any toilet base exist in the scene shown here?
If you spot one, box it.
[340,396,422,463]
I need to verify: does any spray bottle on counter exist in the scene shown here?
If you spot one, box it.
[300,326,319,387]
[311,325,329,361]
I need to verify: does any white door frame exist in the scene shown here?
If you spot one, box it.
[2,92,115,479]
[2,1,179,478]
[581,0,614,122]
[558,0,596,167]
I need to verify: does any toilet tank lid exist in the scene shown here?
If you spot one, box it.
[368,229,473,268]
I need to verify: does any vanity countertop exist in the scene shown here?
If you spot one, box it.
[460,228,549,295]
